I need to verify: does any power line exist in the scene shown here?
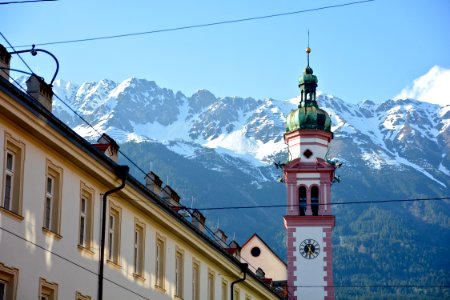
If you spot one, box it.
[3,65,147,183]
[4,65,449,216]
[11,0,375,48]
[0,225,150,299]
[0,0,56,4]
[292,284,450,288]
[191,197,450,211]
[4,217,447,299]
[0,32,34,74]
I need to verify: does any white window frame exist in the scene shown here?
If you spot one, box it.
[208,270,215,300]
[75,291,92,300]
[2,133,25,217]
[155,235,165,288]
[39,277,58,300]
[79,196,87,246]
[78,184,94,251]
[107,203,121,264]
[221,280,228,300]
[0,262,19,300]
[3,150,14,210]
[233,288,240,300]
[133,220,145,277]
[44,175,54,230]
[175,249,184,298]
[192,260,200,300]
[43,160,63,236]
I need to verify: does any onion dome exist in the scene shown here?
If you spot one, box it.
[285,47,331,133]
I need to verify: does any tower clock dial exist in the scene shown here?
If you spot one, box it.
[299,239,320,259]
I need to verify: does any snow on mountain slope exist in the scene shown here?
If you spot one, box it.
[42,75,449,187]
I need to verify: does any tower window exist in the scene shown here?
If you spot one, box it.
[303,149,313,159]
[311,186,319,216]
[299,186,307,216]
[250,247,261,257]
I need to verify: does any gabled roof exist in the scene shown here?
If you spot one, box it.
[242,233,287,266]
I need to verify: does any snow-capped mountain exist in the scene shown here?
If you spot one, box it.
[38,76,449,299]
[49,77,450,189]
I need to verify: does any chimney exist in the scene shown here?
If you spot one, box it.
[92,133,120,162]
[145,171,163,195]
[161,185,181,207]
[214,228,228,248]
[191,209,206,232]
[256,267,266,279]
[26,74,53,111]
[0,44,11,80]
[226,240,241,259]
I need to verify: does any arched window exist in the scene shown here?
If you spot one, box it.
[299,186,307,216]
[311,186,319,216]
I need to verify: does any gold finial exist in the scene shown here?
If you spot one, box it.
[306,30,311,66]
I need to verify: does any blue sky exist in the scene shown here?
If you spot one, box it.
[1,0,449,103]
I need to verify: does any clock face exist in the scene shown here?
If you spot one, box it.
[299,239,320,259]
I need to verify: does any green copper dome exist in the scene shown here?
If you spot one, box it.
[298,66,318,86]
[285,47,332,133]
[285,102,331,132]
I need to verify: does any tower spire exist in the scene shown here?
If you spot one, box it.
[298,32,318,107]
[307,30,311,67]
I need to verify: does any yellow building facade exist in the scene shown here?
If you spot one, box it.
[0,45,282,300]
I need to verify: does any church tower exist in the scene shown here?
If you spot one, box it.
[283,46,336,300]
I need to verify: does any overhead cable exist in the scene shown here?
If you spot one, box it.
[190,197,450,211]
[11,0,375,48]
[0,0,56,4]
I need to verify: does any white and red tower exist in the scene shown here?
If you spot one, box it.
[283,47,336,300]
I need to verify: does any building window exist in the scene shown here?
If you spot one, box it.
[175,249,184,298]
[39,277,58,300]
[155,235,165,288]
[133,221,145,277]
[43,160,62,235]
[250,247,261,257]
[299,186,307,216]
[233,288,240,300]
[0,262,19,300]
[311,186,319,216]
[2,133,24,216]
[79,184,94,250]
[75,291,91,300]
[192,261,200,300]
[221,280,228,300]
[208,270,215,300]
[107,204,121,264]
